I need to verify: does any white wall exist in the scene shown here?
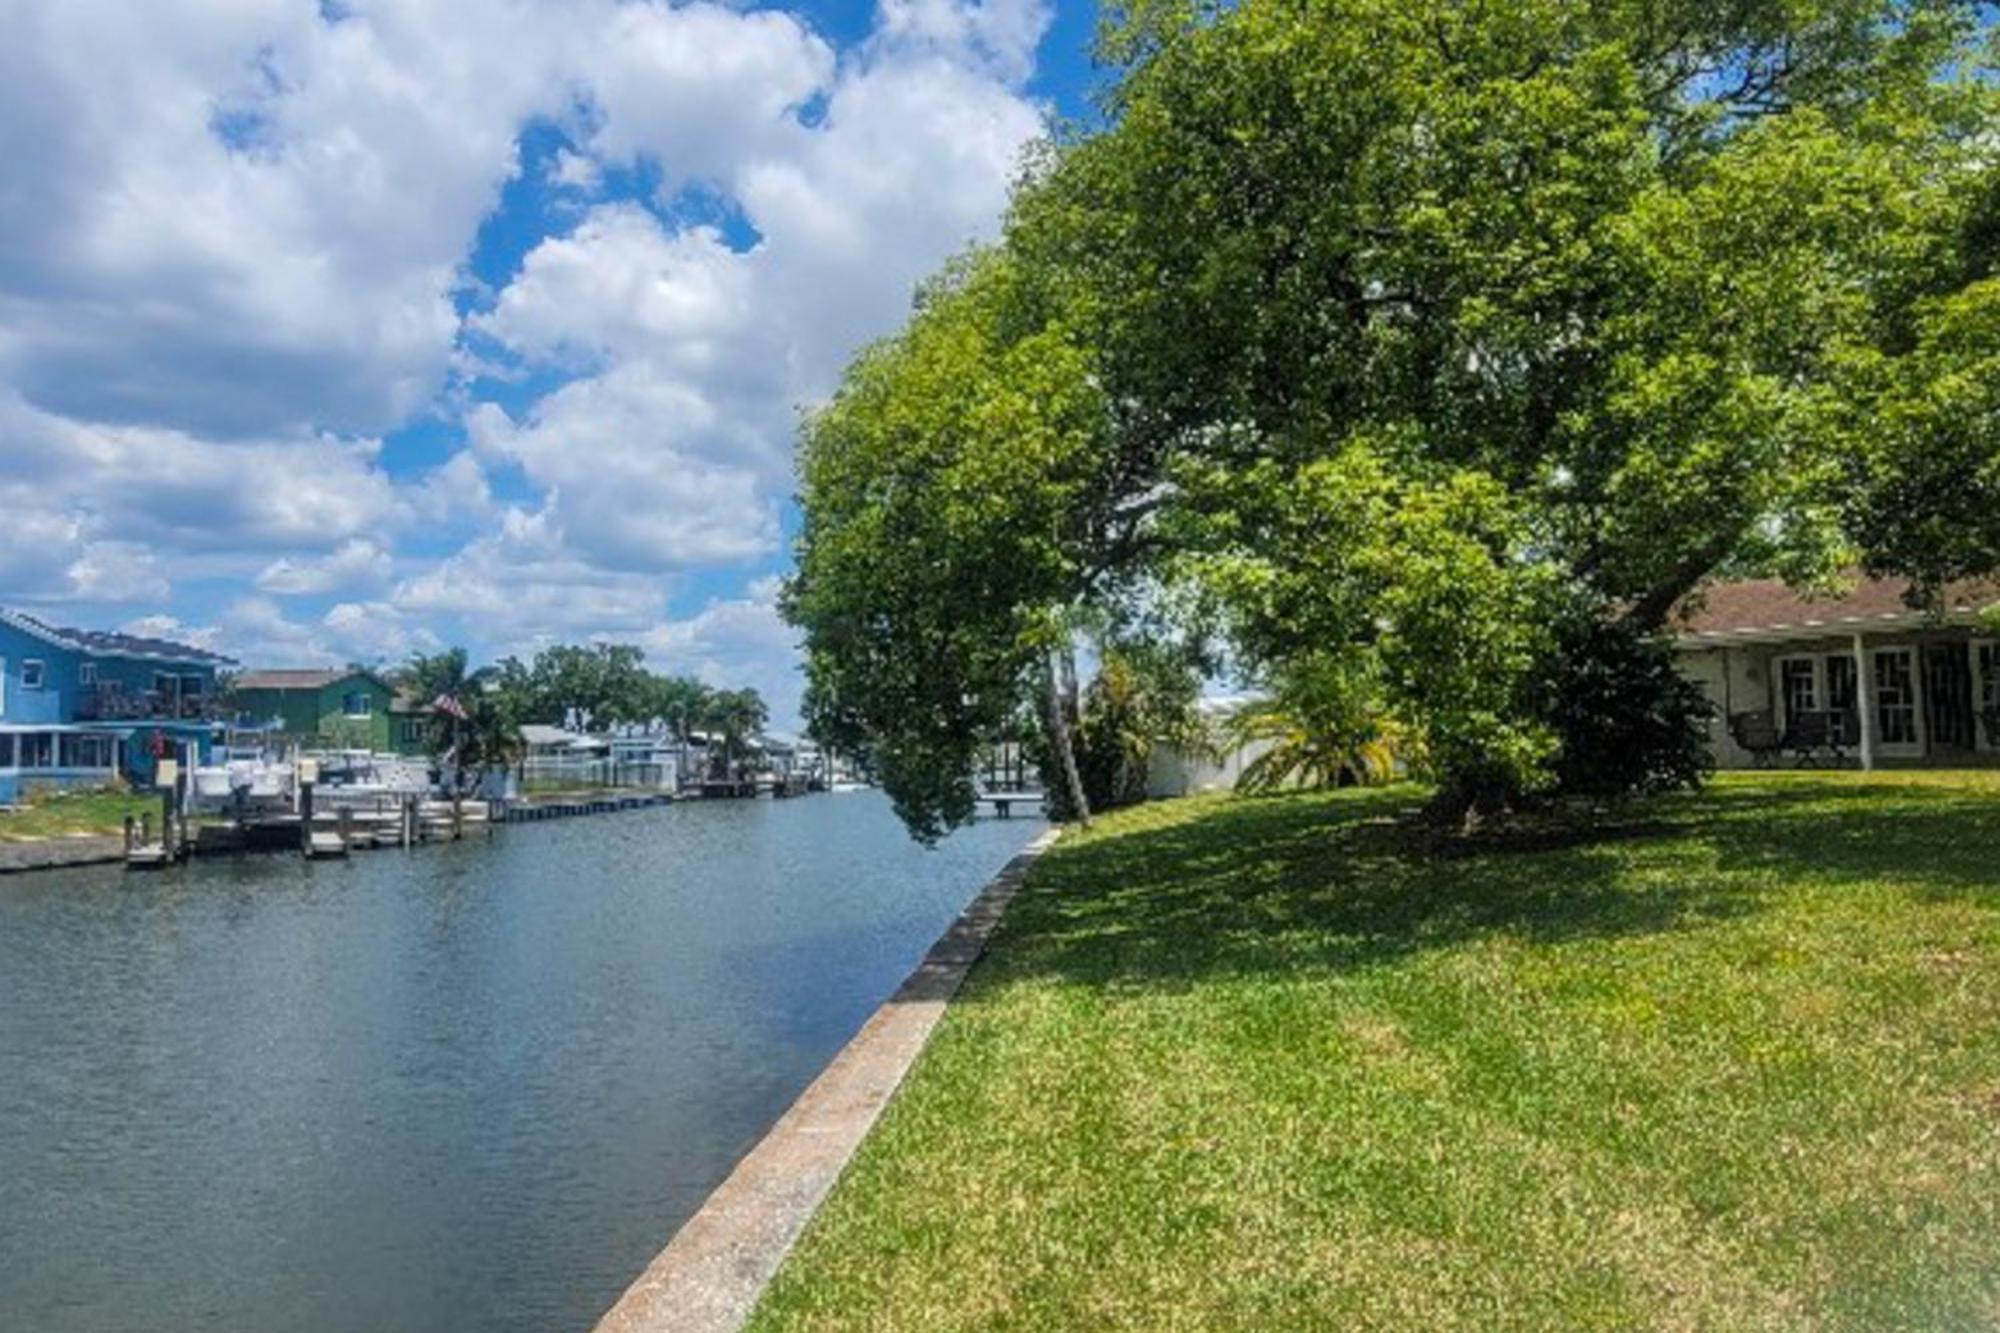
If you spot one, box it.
[1145,737,1277,798]
[1677,646,1776,768]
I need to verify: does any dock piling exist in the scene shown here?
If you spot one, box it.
[299,776,315,858]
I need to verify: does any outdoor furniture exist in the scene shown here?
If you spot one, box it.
[1781,709,1848,767]
[1980,708,2000,752]
[1727,710,1785,767]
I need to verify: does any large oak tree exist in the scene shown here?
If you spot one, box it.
[791,0,2000,831]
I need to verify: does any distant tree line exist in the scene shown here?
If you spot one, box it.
[396,643,769,794]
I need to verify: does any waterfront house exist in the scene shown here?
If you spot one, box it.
[0,608,234,803]
[520,724,611,789]
[1673,575,2000,768]
[387,688,436,756]
[605,725,693,791]
[229,667,430,756]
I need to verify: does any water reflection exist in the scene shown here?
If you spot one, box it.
[0,792,1039,1332]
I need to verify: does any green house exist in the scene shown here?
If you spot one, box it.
[228,668,432,755]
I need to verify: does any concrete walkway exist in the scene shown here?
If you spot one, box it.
[593,826,1062,1333]
[0,835,124,875]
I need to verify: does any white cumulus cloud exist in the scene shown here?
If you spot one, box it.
[0,0,1055,708]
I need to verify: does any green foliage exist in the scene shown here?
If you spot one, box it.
[1840,274,2000,594]
[785,253,1115,840]
[399,645,770,789]
[402,648,524,798]
[1226,654,1404,793]
[699,687,770,776]
[1026,0,1992,805]
[1534,615,1715,799]
[498,642,654,728]
[1181,444,1561,810]
[791,0,2000,829]
[1044,642,1209,818]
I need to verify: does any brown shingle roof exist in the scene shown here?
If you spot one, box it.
[1675,574,2000,640]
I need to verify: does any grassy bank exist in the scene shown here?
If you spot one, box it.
[750,773,2000,1330]
[0,789,158,841]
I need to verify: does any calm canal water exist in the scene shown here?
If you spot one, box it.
[0,792,1039,1332]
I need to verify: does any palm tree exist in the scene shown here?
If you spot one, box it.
[640,676,712,784]
[1071,643,1212,810]
[402,649,524,809]
[700,688,769,779]
[1226,659,1404,793]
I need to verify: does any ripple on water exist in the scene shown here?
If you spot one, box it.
[0,792,1042,1333]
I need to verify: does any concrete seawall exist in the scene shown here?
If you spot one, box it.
[0,835,124,875]
[593,825,1062,1333]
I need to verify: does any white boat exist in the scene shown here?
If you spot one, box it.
[307,750,434,807]
[189,755,296,814]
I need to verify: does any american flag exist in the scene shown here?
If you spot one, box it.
[433,693,468,720]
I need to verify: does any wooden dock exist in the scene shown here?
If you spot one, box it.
[976,790,1046,819]
[124,811,191,869]
[503,792,674,822]
[690,780,760,800]
[306,830,349,859]
[116,787,704,870]
[125,840,178,868]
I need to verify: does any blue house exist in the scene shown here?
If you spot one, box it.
[0,609,236,804]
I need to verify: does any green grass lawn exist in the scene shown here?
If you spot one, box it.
[0,788,159,841]
[749,773,2000,1331]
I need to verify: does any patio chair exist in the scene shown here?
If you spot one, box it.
[1781,710,1847,767]
[1728,710,1785,768]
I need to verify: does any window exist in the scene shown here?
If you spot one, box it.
[1874,648,1920,746]
[180,673,204,699]
[0,734,13,767]
[59,734,113,769]
[1825,655,1859,744]
[78,661,97,686]
[400,718,427,744]
[18,733,53,768]
[21,660,44,690]
[1777,657,1818,726]
[342,690,374,718]
[1978,642,2000,749]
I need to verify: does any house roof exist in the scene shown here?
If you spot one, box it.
[232,667,381,692]
[1674,574,2000,645]
[0,608,236,666]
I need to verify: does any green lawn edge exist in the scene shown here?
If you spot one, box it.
[0,790,160,842]
[748,773,2000,1331]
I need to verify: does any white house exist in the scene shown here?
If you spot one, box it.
[1673,575,2000,769]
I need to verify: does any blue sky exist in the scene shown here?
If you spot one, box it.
[0,0,1102,725]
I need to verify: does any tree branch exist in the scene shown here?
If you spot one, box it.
[1618,524,1748,632]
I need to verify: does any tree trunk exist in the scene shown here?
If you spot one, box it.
[1422,769,1514,832]
[1619,527,1745,632]
[1045,650,1091,828]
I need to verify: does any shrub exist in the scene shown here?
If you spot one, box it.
[1536,616,1714,799]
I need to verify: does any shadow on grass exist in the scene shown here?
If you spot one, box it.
[979,776,2000,995]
